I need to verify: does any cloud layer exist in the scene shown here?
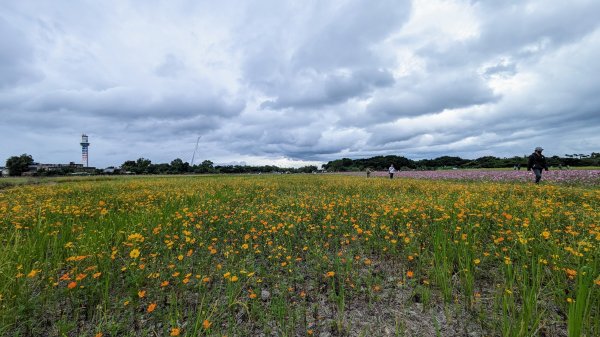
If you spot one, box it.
[1,0,599,167]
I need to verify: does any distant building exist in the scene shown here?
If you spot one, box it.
[26,162,96,175]
[0,167,8,177]
[103,166,120,174]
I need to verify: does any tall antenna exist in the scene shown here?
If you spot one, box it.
[191,136,200,165]
[80,134,90,167]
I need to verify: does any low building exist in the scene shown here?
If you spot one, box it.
[103,166,120,174]
[0,167,8,177]
[27,162,96,175]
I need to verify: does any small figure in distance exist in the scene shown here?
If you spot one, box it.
[527,146,549,184]
[389,164,397,179]
[366,168,372,178]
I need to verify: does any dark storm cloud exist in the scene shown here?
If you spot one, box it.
[289,1,411,70]
[241,0,410,110]
[260,68,394,109]
[361,72,498,123]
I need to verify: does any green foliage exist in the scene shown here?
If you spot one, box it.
[5,154,34,176]
[323,152,600,171]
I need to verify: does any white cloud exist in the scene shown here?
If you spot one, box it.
[1,0,599,168]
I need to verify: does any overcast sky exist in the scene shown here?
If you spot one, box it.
[1,0,599,168]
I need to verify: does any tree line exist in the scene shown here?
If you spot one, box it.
[1,154,318,176]
[323,153,600,171]
[3,152,599,177]
[119,158,318,175]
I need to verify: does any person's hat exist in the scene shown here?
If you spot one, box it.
[535,146,543,151]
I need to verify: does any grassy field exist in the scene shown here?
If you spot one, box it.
[0,175,598,336]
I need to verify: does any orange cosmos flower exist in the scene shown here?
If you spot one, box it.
[27,269,41,278]
[138,290,146,298]
[147,302,157,313]
[67,281,77,289]
[406,270,414,278]
[202,319,211,329]
[170,327,181,336]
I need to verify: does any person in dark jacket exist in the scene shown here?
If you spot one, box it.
[527,147,548,183]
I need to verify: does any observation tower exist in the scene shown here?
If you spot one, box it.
[80,134,90,167]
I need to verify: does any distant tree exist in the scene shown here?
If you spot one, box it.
[135,158,152,174]
[121,160,137,173]
[5,154,34,176]
[170,158,190,174]
[298,165,318,173]
[120,158,152,174]
[199,160,214,173]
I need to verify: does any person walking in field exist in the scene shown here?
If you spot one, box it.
[388,164,397,179]
[527,147,548,183]
[366,168,372,178]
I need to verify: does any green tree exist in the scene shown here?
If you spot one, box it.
[170,158,190,174]
[5,154,34,176]
[199,160,214,173]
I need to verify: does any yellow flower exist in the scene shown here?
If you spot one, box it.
[129,249,140,259]
[473,259,481,265]
[541,231,551,239]
[325,271,335,278]
[170,327,181,336]
[231,275,239,282]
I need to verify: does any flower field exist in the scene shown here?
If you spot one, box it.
[0,175,598,336]
[365,169,600,185]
